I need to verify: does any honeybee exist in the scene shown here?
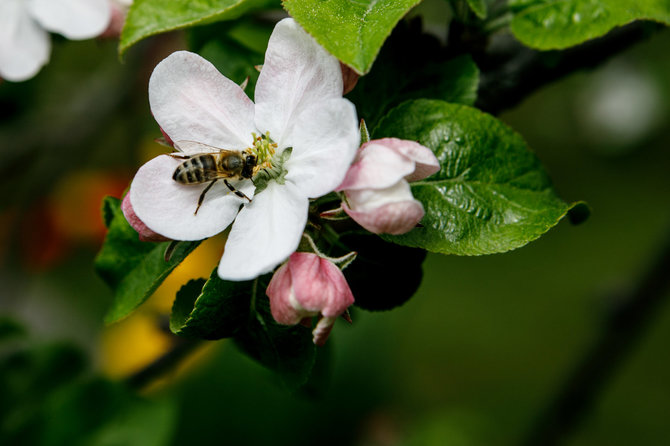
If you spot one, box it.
[169,141,257,215]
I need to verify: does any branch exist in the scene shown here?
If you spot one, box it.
[125,336,203,390]
[475,22,662,115]
[522,229,670,446]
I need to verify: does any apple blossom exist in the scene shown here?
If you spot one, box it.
[127,18,359,281]
[267,252,354,346]
[0,0,111,82]
[336,138,439,235]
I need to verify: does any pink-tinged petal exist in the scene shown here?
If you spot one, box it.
[121,194,170,242]
[312,316,336,346]
[255,18,343,148]
[149,51,256,150]
[29,0,111,39]
[218,181,308,281]
[99,2,126,39]
[343,199,425,235]
[289,253,354,318]
[0,0,50,82]
[345,180,415,212]
[267,261,303,325]
[283,98,359,198]
[336,142,415,191]
[267,252,354,345]
[129,155,253,241]
[372,138,440,182]
[340,63,359,95]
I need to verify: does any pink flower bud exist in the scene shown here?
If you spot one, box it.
[267,252,355,346]
[336,138,439,235]
[340,63,359,95]
[121,193,171,242]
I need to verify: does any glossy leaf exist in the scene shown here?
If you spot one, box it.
[349,20,479,127]
[120,0,276,55]
[171,272,252,340]
[374,99,581,255]
[95,196,200,324]
[234,277,316,389]
[283,0,423,74]
[511,0,670,50]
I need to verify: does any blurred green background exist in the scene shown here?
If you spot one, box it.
[1,9,670,446]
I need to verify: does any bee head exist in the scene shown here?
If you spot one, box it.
[242,154,257,179]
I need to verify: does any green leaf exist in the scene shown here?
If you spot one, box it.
[511,0,670,50]
[338,234,426,311]
[374,99,581,255]
[234,277,316,389]
[41,378,177,446]
[283,0,424,74]
[95,196,200,324]
[348,20,479,127]
[465,0,487,19]
[170,272,253,339]
[120,0,277,55]
[0,317,25,341]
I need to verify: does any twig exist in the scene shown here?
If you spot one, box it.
[476,22,662,115]
[125,337,202,390]
[522,230,670,446]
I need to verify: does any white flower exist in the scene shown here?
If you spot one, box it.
[127,18,359,281]
[0,0,111,82]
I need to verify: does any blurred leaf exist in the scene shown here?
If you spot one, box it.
[465,0,488,19]
[0,318,26,341]
[41,378,177,446]
[511,0,670,50]
[283,0,423,74]
[95,196,200,324]
[349,20,479,127]
[0,343,87,444]
[374,99,581,255]
[171,272,252,339]
[339,234,426,311]
[120,0,277,55]
[234,277,316,389]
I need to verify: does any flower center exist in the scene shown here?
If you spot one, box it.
[251,146,293,194]
[249,132,278,171]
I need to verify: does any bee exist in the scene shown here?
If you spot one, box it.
[169,141,257,215]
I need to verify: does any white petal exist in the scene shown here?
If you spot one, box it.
[0,0,50,82]
[283,98,359,198]
[255,18,343,147]
[149,51,257,150]
[337,142,415,191]
[346,180,415,212]
[218,181,308,281]
[129,155,254,241]
[28,0,111,39]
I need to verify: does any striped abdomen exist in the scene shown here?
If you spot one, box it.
[173,154,219,184]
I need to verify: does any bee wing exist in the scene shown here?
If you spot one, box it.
[174,140,239,156]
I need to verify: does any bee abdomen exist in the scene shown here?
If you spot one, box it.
[173,155,217,184]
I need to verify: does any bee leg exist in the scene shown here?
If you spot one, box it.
[195,179,218,215]
[167,153,191,160]
[224,179,252,202]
